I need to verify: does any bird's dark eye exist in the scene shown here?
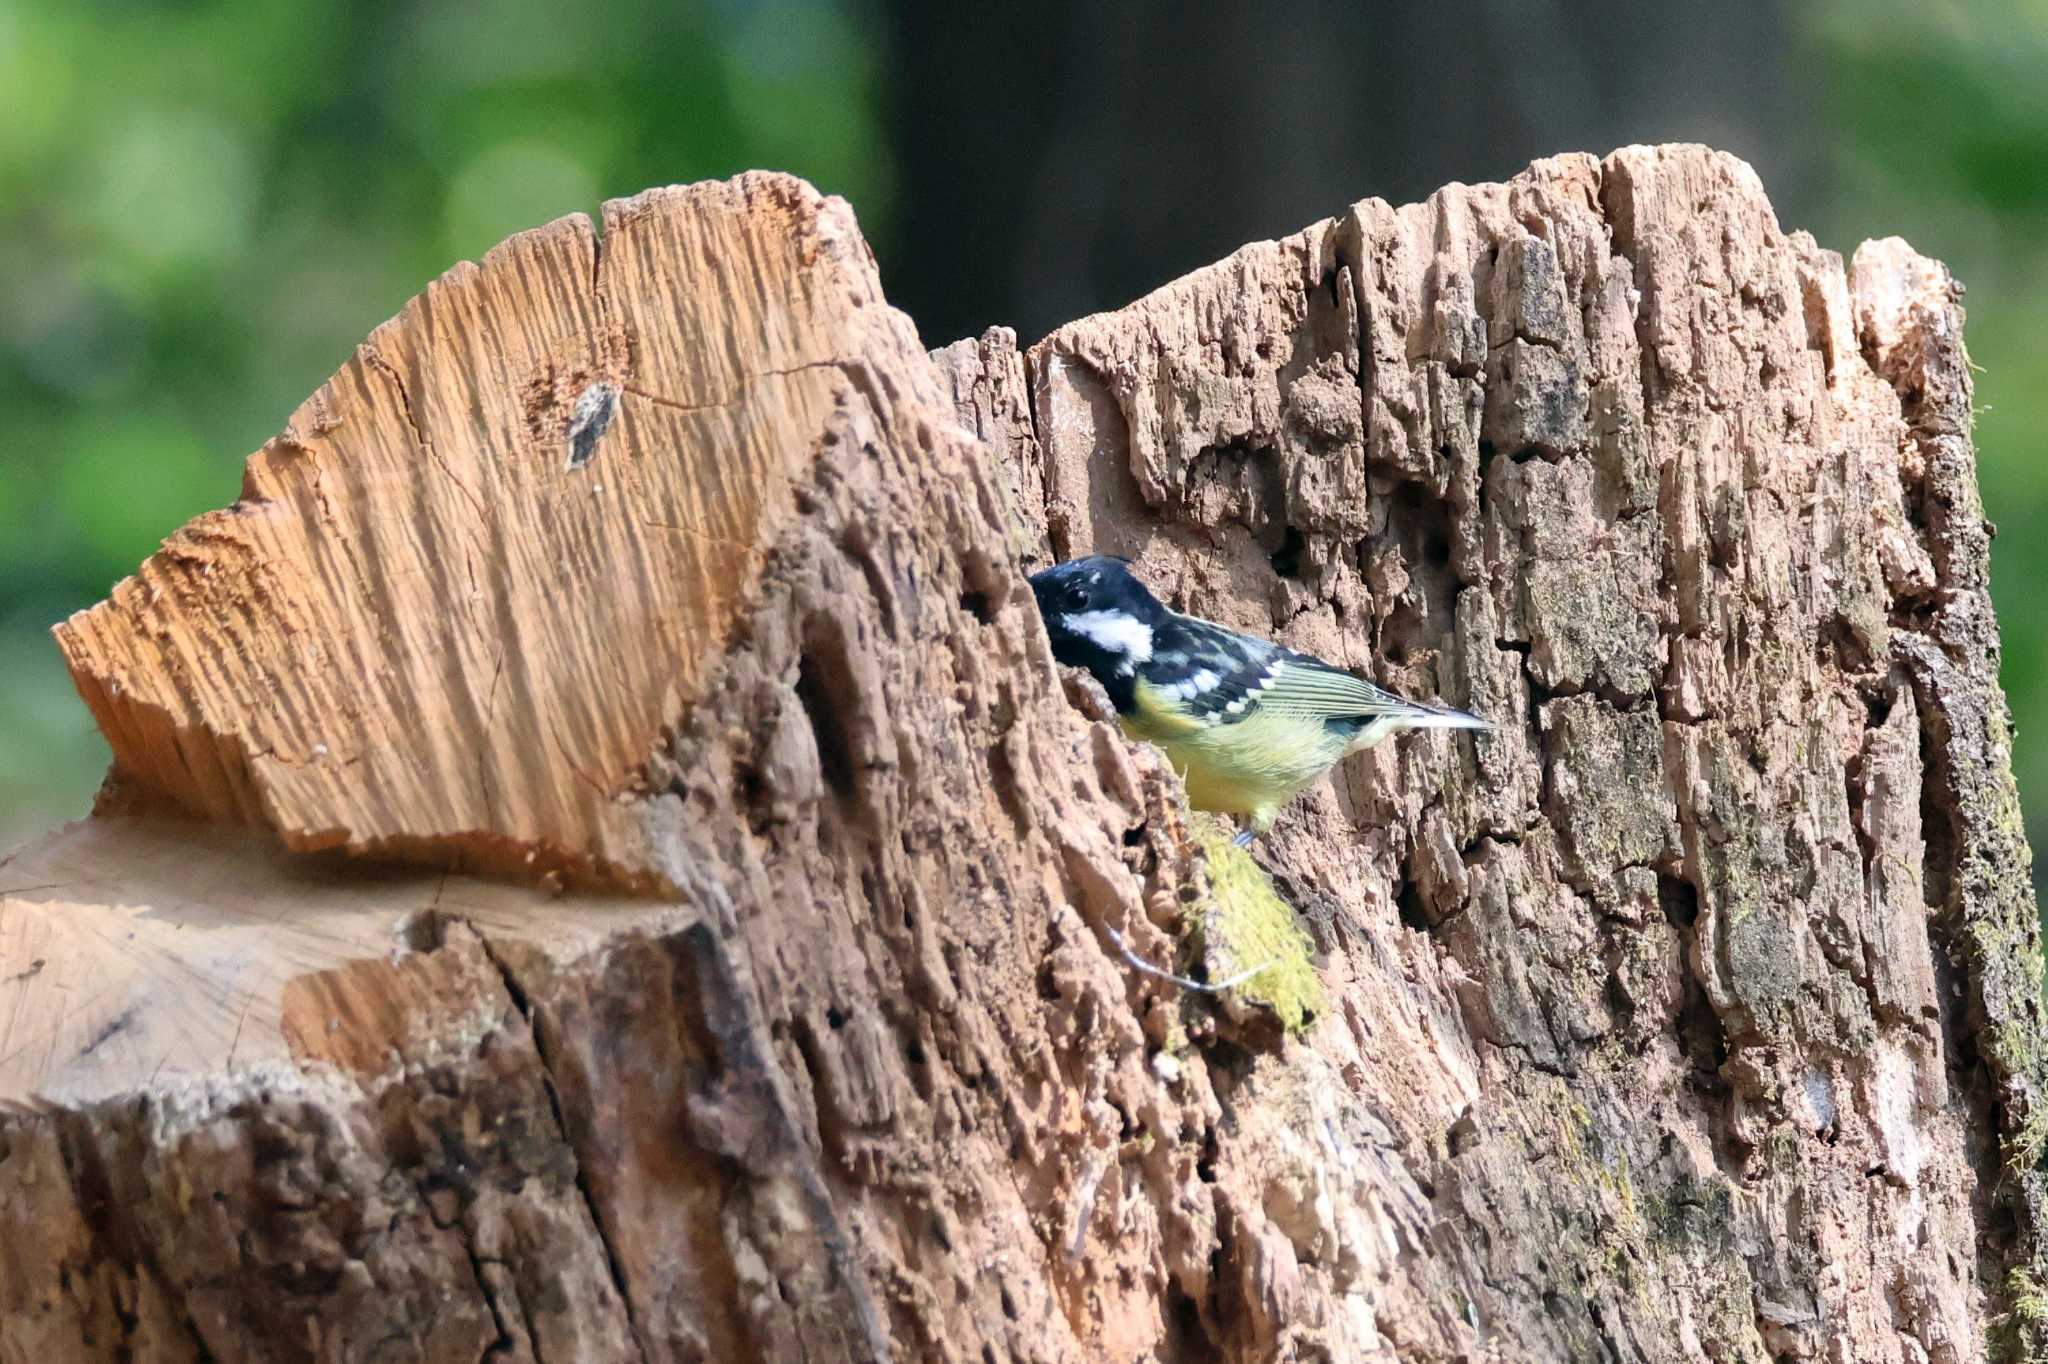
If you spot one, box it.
[1064,584,1089,609]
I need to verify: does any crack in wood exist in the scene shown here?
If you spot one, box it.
[468,924,653,1364]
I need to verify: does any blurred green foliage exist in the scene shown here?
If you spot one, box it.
[1808,0,2048,884]
[0,0,890,844]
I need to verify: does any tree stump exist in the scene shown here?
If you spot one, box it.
[4,148,2044,1363]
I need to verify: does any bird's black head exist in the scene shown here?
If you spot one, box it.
[1028,555,1167,705]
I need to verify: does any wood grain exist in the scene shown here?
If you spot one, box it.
[54,175,920,890]
[0,817,663,1108]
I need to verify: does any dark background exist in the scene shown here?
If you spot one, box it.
[885,1,1818,343]
[5,0,2046,887]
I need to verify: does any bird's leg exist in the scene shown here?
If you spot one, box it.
[1234,807,1279,850]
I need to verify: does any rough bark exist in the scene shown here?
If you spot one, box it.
[4,148,2044,1363]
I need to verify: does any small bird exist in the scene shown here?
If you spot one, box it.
[1030,555,1489,845]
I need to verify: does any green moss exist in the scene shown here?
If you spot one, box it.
[2008,1070,2048,1177]
[1972,882,2048,1176]
[1644,1169,1737,1254]
[2012,1266,2048,1323]
[1994,1265,2048,1363]
[1600,1148,1644,1243]
[1187,813,1325,1032]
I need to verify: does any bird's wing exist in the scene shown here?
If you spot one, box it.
[1258,657,1486,727]
[1159,615,1487,730]
[1144,617,1284,725]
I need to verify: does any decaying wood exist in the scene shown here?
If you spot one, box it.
[4,148,2044,1363]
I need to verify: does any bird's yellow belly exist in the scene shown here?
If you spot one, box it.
[1124,708,1350,824]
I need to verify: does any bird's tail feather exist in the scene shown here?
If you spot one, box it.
[1394,703,1492,731]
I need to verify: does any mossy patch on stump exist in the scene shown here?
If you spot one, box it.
[1187,812,1324,1032]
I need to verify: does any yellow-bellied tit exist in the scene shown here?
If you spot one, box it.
[1030,555,1490,846]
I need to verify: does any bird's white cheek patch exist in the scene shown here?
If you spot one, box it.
[1064,610,1154,673]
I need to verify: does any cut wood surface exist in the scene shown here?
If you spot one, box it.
[4,149,2045,1363]
[53,174,923,890]
[0,818,666,1108]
